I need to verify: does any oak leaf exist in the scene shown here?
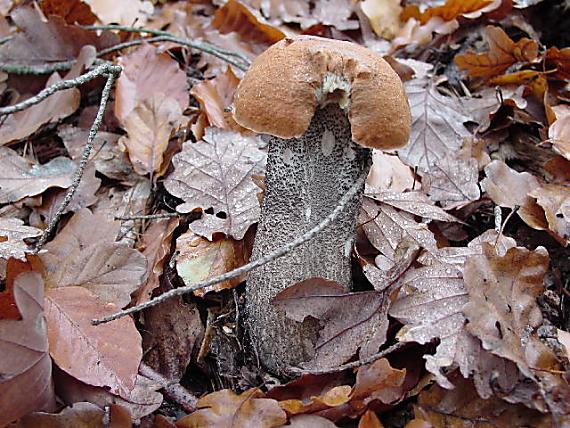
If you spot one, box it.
[0,218,41,261]
[164,128,266,240]
[455,26,539,79]
[175,388,287,428]
[0,272,56,427]
[45,285,142,399]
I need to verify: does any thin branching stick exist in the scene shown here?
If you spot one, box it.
[29,64,122,250]
[92,172,368,326]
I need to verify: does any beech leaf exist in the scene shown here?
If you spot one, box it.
[164,128,266,240]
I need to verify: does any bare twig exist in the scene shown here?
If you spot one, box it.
[92,172,368,325]
[287,342,407,375]
[32,64,121,250]
[139,363,198,413]
[0,63,121,115]
[115,212,180,221]
[0,61,76,75]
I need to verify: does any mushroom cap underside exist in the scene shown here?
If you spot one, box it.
[233,35,411,150]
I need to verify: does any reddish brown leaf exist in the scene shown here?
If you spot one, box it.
[0,272,56,426]
[545,46,570,80]
[273,278,391,369]
[358,410,384,428]
[212,0,285,46]
[45,286,142,399]
[175,388,287,428]
[455,26,539,79]
[39,0,97,25]
[40,209,147,308]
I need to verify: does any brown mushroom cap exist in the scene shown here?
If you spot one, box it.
[233,36,411,150]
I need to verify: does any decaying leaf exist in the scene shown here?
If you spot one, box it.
[0,147,75,204]
[8,402,106,428]
[119,93,186,177]
[115,43,189,125]
[455,26,539,79]
[0,272,56,427]
[40,209,147,308]
[45,285,142,399]
[273,278,391,369]
[0,218,41,261]
[530,183,570,245]
[369,191,458,222]
[176,388,287,428]
[175,230,249,296]
[398,62,471,171]
[164,128,266,240]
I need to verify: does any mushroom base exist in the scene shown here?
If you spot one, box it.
[246,105,371,375]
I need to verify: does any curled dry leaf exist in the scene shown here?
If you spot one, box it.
[398,62,471,171]
[273,278,391,369]
[0,72,80,146]
[0,147,75,204]
[175,230,249,297]
[164,128,266,240]
[40,208,147,308]
[548,104,570,161]
[39,0,97,25]
[360,0,403,40]
[530,183,570,245]
[115,43,189,125]
[45,285,142,399]
[0,218,41,261]
[175,388,287,428]
[366,150,415,193]
[119,93,186,177]
[0,272,56,427]
[402,0,502,24]
[455,26,539,79]
[481,160,548,230]
[84,0,154,26]
[212,0,285,46]
[545,46,570,80]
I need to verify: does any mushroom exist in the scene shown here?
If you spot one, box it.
[233,36,411,375]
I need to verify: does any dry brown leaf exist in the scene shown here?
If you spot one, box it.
[175,230,249,296]
[39,0,97,25]
[0,147,75,204]
[242,0,310,27]
[278,385,352,416]
[414,374,559,428]
[134,217,179,305]
[360,0,403,39]
[54,369,163,420]
[530,183,570,245]
[366,150,415,193]
[389,263,472,388]
[84,0,154,25]
[481,160,548,231]
[402,0,499,23]
[0,7,118,67]
[358,410,383,428]
[0,272,55,427]
[370,191,458,222]
[455,26,539,79]
[360,197,438,265]
[0,218,41,261]
[391,16,459,50]
[164,128,266,240]
[287,415,339,427]
[0,72,80,145]
[115,44,189,125]
[45,285,142,399]
[175,388,287,428]
[8,402,105,428]
[549,104,570,161]
[119,93,186,177]
[309,0,359,31]
[40,208,147,308]
[422,149,481,209]
[463,243,548,372]
[190,66,243,138]
[273,278,391,369]
[212,0,285,46]
[545,46,570,80]
[399,61,471,171]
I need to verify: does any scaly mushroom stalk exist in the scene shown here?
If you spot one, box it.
[233,36,411,375]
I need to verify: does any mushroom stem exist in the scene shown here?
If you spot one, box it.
[246,104,372,375]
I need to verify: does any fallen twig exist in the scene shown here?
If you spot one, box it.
[139,363,198,413]
[92,172,368,325]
